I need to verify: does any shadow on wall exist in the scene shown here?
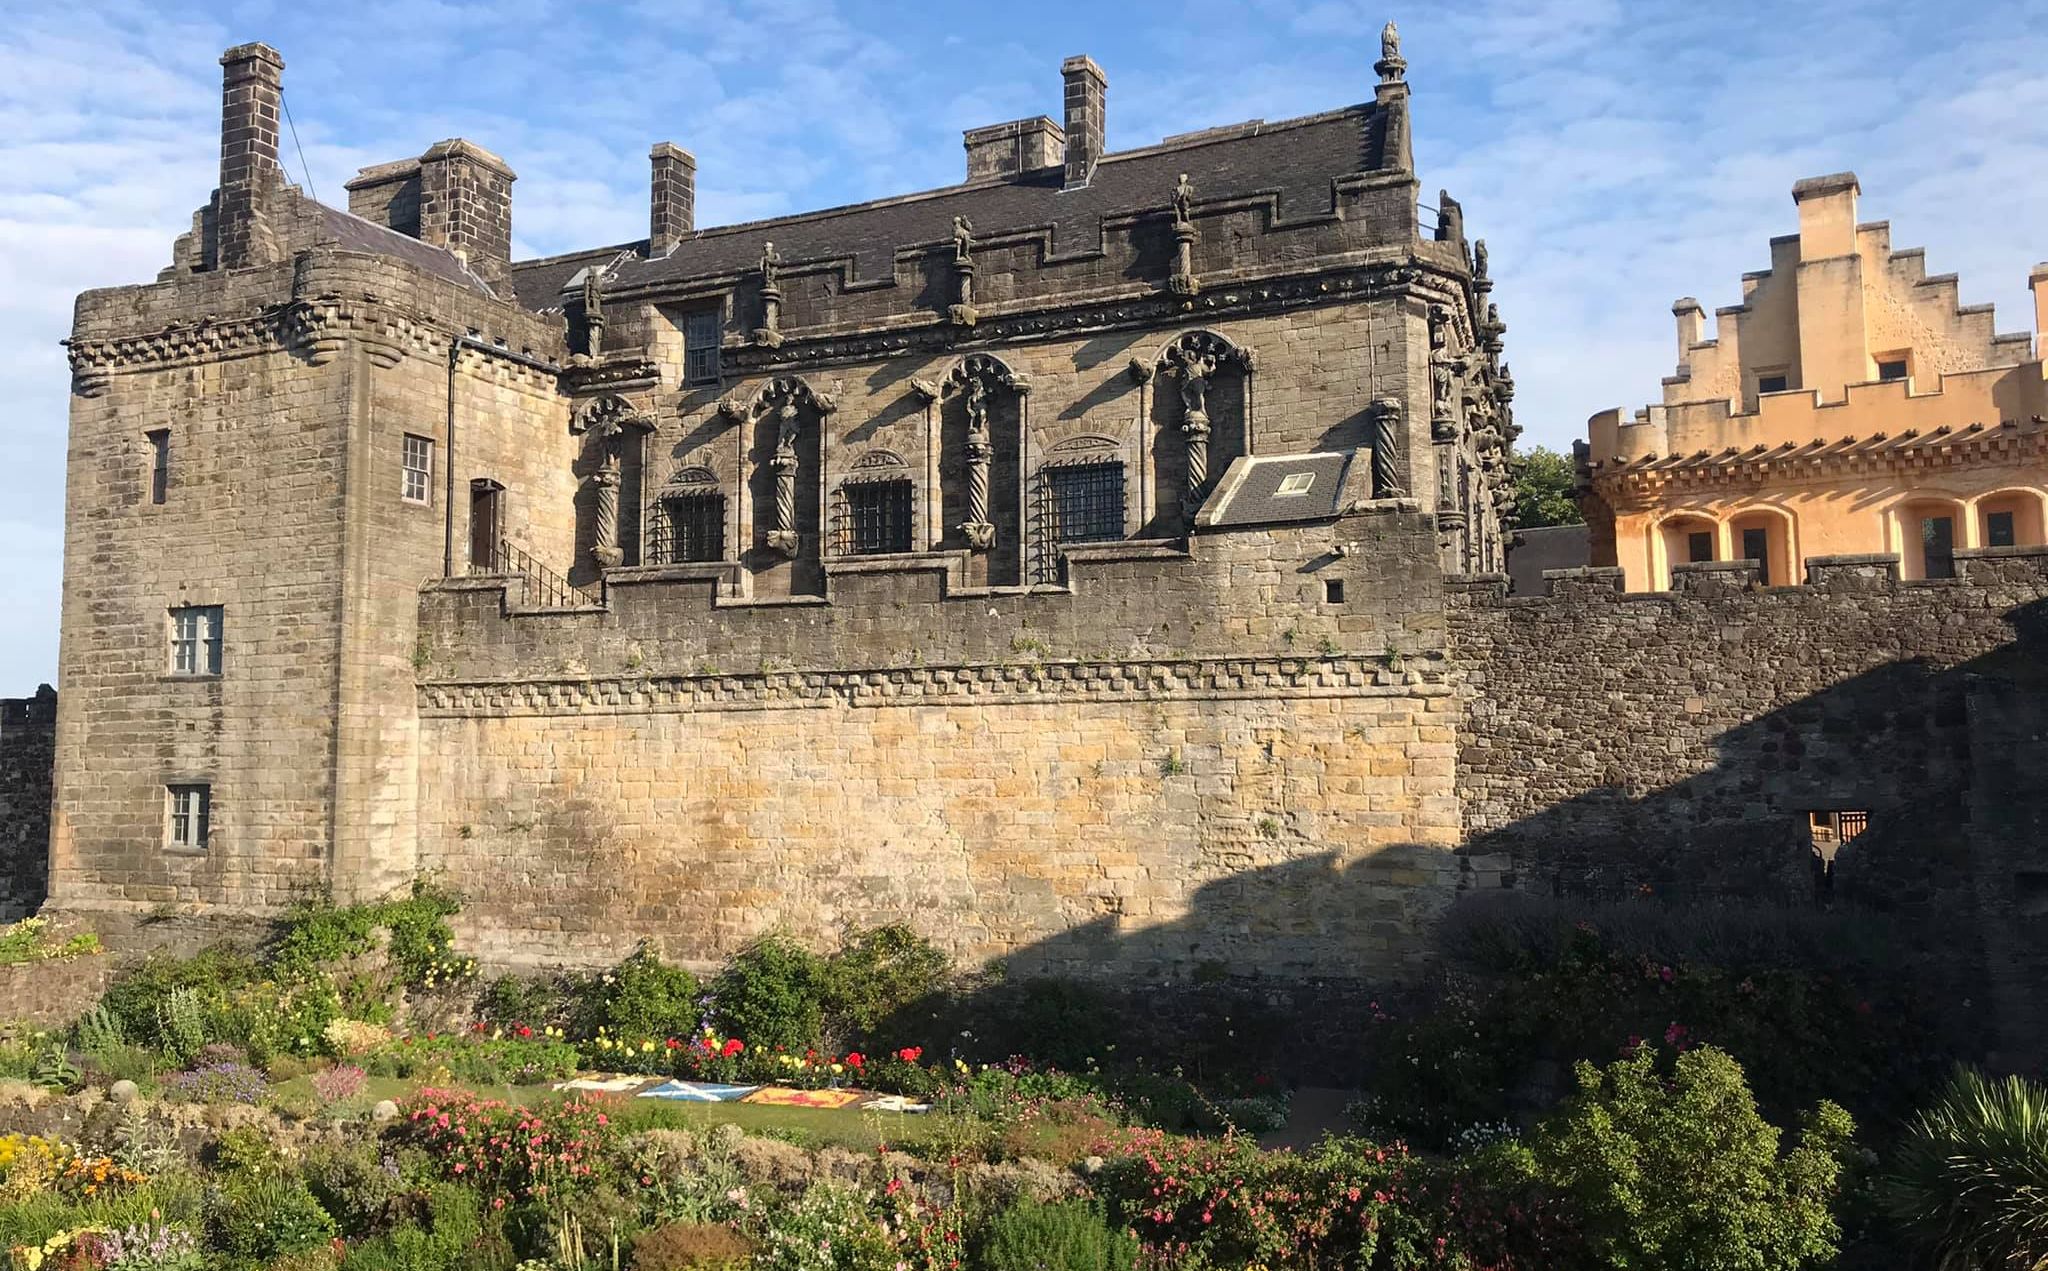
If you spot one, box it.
[954,597,2048,1070]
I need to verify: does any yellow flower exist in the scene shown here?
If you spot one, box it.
[639,1040,654,1053]
[830,1063,843,1074]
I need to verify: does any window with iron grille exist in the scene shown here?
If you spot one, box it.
[657,492,725,563]
[684,310,721,384]
[169,605,223,676]
[1048,462,1125,543]
[402,434,434,504]
[167,783,211,852]
[845,480,913,554]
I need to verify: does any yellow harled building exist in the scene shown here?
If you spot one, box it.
[1581,172,2048,589]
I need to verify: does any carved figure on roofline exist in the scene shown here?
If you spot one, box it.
[952,216,974,265]
[1172,172,1194,226]
[760,241,781,288]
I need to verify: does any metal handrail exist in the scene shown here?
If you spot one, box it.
[489,538,599,609]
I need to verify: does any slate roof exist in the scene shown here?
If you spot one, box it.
[1204,451,1358,527]
[1507,524,1591,595]
[505,102,1388,311]
[315,202,490,294]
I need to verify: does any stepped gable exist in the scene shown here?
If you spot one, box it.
[505,104,1385,309]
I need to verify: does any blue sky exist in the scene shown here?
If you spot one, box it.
[2,0,2045,687]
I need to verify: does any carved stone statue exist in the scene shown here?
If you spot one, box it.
[960,374,995,550]
[577,266,606,362]
[1381,20,1400,63]
[952,215,974,265]
[1172,172,1194,226]
[964,374,990,435]
[1428,306,1459,424]
[767,401,801,557]
[760,240,781,287]
[754,242,785,346]
[1435,189,1464,244]
[1473,238,1488,282]
[1177,353,1214,422]
[949,216,978,325]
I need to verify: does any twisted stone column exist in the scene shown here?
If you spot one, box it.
[1371,398,1405,498]
[591,460,622,568]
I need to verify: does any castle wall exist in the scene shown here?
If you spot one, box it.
[0,692,56,920]
[416,508,1467,973]
[1448,549,2048,1058]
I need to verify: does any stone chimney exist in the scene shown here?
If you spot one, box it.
[416,139,516,289]
[2031,262,2048,358]
[964,117,1065,182]
[215,42,286,270]
[649,142,695,257]
[1061,56,1106,190]
[1792,171,1859,261]
[1672,297,1704,371]
[344,158,423,235]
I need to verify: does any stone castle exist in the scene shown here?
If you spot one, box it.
[25,34,2048,1061]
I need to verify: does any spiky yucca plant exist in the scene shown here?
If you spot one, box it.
[1884,1068,2048,1270]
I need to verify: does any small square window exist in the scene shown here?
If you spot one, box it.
[1876,357,1909,383]
[1323,578,1345,604]
[169,605,223,676]
[845,480,913,554]
[146,429,171,505]
[167,783,211,852]
[402,434,434,505]
[1275,472,1316,497]
[684,310,721,385]
[1757,373,1789,395]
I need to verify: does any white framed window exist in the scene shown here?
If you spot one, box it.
[169,605,223,676]
[402,434,434,504]
[167,784,211,852]
[1275,472,1316,497]
[684,310,721,384]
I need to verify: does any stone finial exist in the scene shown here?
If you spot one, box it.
[1375,20,1406,83]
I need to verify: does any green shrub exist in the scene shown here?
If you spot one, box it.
[302,1140,406,1238]
[598,947,701,1043]
[821,925,950,1040]
[711,936,827,1052]
[270,882,468,989]
[1533,1044,1853,1271]
[753,1180,898,1270]
[203,1173,338,1267]
[629,1220,755,1271]
[981,1197,1137,1271]
[1881,1067,2048,1271]
[100,948,262,1055]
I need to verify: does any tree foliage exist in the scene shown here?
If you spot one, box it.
[1508,446,1584,528]
[1883,1067,2048,1271]
[1534,1044,1853,1271]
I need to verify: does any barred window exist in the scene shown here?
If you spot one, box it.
[657,492,725,563]
[169,605,223,676]
[845,480,913,554]
[684,310,721,384]
[1047,462,1125,543]
[402,434,434,504]
[167,784,211,852]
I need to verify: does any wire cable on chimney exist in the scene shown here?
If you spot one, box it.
[281,90,316,202]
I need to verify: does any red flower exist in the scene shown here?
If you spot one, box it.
[721,1038,744,1057]
[845,1051,865,1068]
[664,1037,680,1050]
[896,1046,923,1064]
[516,1024,533,1039]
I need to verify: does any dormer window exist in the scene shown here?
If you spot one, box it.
[1275,472,1315,497]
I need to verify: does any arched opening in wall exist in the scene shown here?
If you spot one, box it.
[1976,488,2047,549]
[1896,496,1967,580]
[1726,506,1796,587]
[1653,512,1719,590]
[1148,331,1251,538]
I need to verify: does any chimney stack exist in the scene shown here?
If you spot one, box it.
[963,117,1065,182]
[416,139,516,290]
[1791,172,1859,261]
[215,42,285,270]
[2030,262,2048,358]
[1061,56,1106,190]
[649,143,696,257]
[1672,297,1704,372]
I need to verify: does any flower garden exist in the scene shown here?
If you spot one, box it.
[0,887,2041,1270]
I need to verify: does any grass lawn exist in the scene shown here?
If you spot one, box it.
[268,1075,954,1151]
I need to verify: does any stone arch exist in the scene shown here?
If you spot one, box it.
[1649,509,1721,591]
[1969,485,2048,549]
[1148,329,1255,534]
[1723,503,1798,587]
[1887,492,1969,580]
